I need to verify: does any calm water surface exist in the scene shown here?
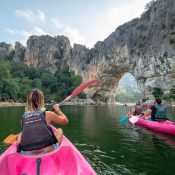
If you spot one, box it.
[0,105,175,175]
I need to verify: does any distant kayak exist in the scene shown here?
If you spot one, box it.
[129,115,175,136]
[0,126,96,175]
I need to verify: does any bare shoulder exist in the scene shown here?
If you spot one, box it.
[45,111,55,116]
[45,110,68,125]
[45,111,56,122]
[45,111,57,118]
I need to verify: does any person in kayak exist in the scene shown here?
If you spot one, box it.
[16,88,69,155]
[141,98,167,121]
[128,101,144,116]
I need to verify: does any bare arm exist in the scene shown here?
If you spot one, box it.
[128,106,136,115]
[143,109,152,116]
[46,104,68,125]
[141,109,152,119]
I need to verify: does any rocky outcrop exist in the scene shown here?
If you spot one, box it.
[0,0,175,104]
[24,35,71,73]
[13,42,26,63]
[0,42,14,60]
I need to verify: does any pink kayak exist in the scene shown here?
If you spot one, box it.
[0,128,96,175]
[129,116,175,136]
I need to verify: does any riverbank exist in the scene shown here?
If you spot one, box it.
[0,101,175,107]
[0,101,134,107]
[115,102,135,106]
[0,102,25,107]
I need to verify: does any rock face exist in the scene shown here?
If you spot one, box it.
[70,0,175,103]
[0,0,175,104]
[24,35,71,73]
[0,42,14,60]
[13,42,26,63]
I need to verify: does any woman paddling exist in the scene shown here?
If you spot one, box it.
[128,101,144,116]
[16,88,68,155]
[141,98,167,121]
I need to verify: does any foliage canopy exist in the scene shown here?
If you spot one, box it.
[0,60,82,102]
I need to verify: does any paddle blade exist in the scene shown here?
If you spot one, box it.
[120,116,127,123]
[129,116,139,124]
[71,80,99,98]
[3,134,17,145]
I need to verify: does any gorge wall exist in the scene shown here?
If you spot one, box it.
[0,0,175,104]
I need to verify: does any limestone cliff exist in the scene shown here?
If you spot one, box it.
[24,35,71,73]
[0,0,175,104]
[69,0,175,103]
[0,42,14,60]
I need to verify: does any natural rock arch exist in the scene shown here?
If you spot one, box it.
[70,41,174,104]
[67,0,175,104]
[71,45,141,104]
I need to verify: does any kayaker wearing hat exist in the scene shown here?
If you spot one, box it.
[16,88,68,155]
[141,98,168,121]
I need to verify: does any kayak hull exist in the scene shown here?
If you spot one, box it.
[0,127,96,175]
[130,116,175,136]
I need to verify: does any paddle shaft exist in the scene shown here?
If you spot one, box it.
[52,79,98,110]
[51,96,71,111]
[58,95,71,106]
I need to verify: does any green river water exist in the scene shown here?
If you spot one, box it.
[0,105,175,175]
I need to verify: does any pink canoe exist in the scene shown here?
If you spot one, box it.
[129,116,175,136]
[0,129,96,175]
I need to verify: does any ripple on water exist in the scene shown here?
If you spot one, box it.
[75,142,118,174]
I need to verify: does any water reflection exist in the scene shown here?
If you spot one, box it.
[0,105,175,175]
[140,128,175,148]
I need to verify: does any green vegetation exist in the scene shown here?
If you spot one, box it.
[152,87,164,98]
[0,60,82,102]
[115,89,144,103]
[142,97,149,102]
[170,86,175,101]
[152,86,175,101]
[116,85,175,103]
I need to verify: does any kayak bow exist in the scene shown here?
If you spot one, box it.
[0,126,96,175]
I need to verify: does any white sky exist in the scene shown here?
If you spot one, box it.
[0,0,151,48]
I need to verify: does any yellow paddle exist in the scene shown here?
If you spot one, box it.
[3,134,18,145]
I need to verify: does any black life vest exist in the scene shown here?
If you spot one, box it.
[19,110,57,151]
